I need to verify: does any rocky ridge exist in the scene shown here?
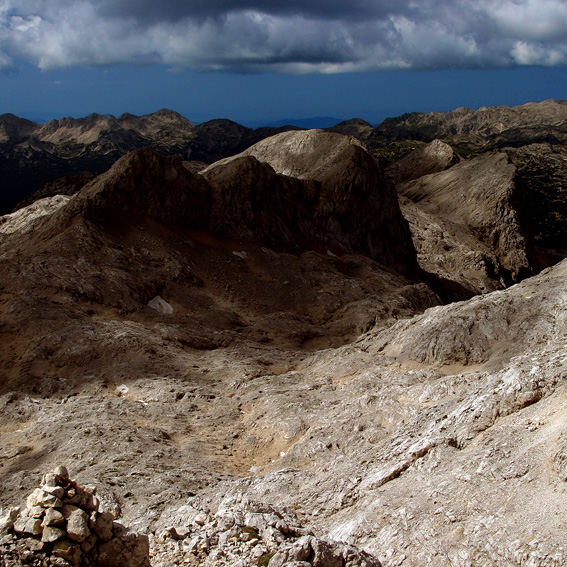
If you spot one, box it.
[43,135,418,276]
[0,111,295,212]
[384,139,458,185]
[204,130,418,277]
[396,147,531,295]
[3,100,567,260]
[360,101,567,262]
[370,99,567,144]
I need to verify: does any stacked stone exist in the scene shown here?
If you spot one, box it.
[0,466,148,567]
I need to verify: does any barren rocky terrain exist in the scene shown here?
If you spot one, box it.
[0,102,566,566]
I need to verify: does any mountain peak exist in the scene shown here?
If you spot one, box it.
[0,113,38,143]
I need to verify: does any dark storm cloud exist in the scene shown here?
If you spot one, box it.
[1,0,567,71]
[96,0,414,23]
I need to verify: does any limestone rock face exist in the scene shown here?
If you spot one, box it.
[385,139,458,184]
[0,195,72,236]
[34,141,418,279]
[506,143,567,262]
[52,148,211,230]
[206,129,419,277]
[365,258,567,367]
[202,155,319,251]
[397,152,531,294]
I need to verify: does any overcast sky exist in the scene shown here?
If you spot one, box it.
[1,0,567,124]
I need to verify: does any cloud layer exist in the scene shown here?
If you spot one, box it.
[1,0,567,72]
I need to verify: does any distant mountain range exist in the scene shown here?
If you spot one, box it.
[0,110,299,211]
[247,116,345,129]
[1,99,566,255]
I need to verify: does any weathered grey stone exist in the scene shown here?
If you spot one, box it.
[53,466,70,483]
[93,511,114,542]
[386,139,458,184]
[66,509,91,542]
[42,508,65,527]
[0,507,19,536]
[42,525,66,543]
[53,538,82,567]
[26,488,45,509]
[13,514,28,535]
[29,489,63,509]
[61,504,80,519]
[23,517,43,536]
[269,536,311,566]
[28,505,44,518]
[43,473,58,487]
[42,485,65,499]
[310,538,343,567]
[172,525,191,539]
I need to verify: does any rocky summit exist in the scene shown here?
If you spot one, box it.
[0,102,566,567]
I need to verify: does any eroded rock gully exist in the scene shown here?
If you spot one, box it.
[1,126,566,567]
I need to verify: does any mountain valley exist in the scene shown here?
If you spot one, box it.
[0,101,566,567]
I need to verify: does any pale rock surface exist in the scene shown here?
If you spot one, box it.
[147,295,174,315]
[398,152,531,294]
[0,195,71,236]
[385,139,458,184]
[149,494,381,567]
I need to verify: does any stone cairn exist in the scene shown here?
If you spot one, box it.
[0,466,149,567]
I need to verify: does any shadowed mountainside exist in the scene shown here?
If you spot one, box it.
[2,101,566,261]
[359,100,567,265]
[204,129,418,277]
[0,110,296,212]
